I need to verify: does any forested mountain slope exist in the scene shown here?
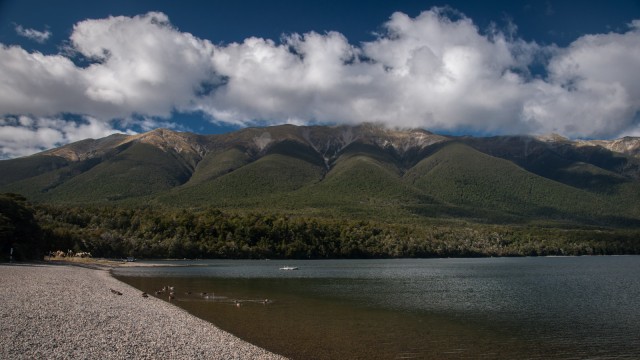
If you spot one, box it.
[2,124,640,226]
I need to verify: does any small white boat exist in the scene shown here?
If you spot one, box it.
[279,266,299,270]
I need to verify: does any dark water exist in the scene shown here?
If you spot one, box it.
[113,257,640,359]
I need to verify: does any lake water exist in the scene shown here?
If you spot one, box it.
[113,257,640,359]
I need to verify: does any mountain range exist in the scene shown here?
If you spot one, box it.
[2,124,640,226]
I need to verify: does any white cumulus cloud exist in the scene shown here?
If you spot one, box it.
[1,12,219,121]
[14,24,51,43]
[201,8,640,138]
[0,116,123,159]
[1,8,640,159]
[70,12,219,118]
[523,23,640,137]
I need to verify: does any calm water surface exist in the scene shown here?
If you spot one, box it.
[113,257,640,359]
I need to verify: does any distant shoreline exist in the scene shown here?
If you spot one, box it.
[42,253,640,268]
[0,262,286,359]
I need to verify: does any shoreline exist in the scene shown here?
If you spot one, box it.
[0,262,286,359]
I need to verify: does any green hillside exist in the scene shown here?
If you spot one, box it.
[462,136,640,193]
[1,157,97,202]
[0,155,69,187]
[31,142,193,203]
[404,142,629,224]
[158,140,326,207]
[290,143,433,218]
[184,146,253,186]
[4,125,640,260]
[1,125,640,227]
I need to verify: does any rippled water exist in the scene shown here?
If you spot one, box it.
[113,256,640,359]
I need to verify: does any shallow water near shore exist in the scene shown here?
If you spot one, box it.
[113,256,640,359]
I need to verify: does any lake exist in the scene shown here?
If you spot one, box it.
[113,257,640,359]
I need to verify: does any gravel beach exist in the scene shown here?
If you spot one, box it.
[0,263,287,359]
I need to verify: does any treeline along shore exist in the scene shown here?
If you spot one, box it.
[3,193,640,261]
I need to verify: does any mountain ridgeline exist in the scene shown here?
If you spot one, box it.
[2,124,640,226]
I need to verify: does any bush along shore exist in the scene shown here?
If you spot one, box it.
[0,263,286,359]
[3,193,640,261]
[35,205,640,259]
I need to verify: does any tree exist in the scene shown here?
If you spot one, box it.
[0,193,44,260]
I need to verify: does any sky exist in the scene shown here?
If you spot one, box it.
[1,0,640,159]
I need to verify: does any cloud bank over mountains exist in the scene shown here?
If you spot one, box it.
[2,9,640,158]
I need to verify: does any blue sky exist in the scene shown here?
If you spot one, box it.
[1,0,640,158]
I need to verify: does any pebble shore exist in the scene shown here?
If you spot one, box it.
[0,263,287,359]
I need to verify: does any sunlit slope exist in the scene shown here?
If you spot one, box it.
[183,146,254,186]
[0,156,101,202]
[36,142,193,203]
[404,142,625,222]
[158,140,326,207]
[293,143,435,211]
[1,125,640,226]
[462,136,640,193]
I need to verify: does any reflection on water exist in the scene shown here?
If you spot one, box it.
[113,257,640,359]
